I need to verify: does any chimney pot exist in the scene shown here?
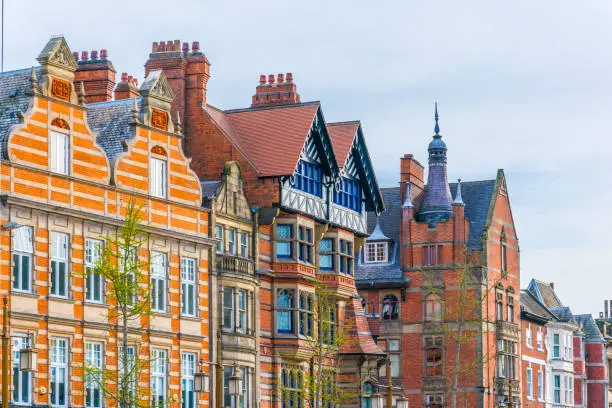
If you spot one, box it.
[121,72,128,82]
[192,41,200,53]
[286,72,293,83]
[166,40,174,51]
[259,75,266,85]
[100,49,107,59]
[81,51,89,61]
[174,40,181,51]
[128,75,133,82]
[182,42,189,54]
[159,41,166,51]
[152,42,159,52]
[91,50,98,60]
[268,74,275,84]
[278,73,284,83]
[73,51,79,61]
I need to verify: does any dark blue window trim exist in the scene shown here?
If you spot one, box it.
[293,160,322,197]
[334,177,361,212]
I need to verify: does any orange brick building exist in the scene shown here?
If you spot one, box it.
[356,107,521,408]
[0,37,213,408]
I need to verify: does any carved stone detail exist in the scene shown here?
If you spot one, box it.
[151,109,168,131]
[51,78,71,101]
[50,117,70,130]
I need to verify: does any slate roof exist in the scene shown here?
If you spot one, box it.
[527,279,563,309]
[550,306,575,323]
[449,180,496,249]
[206,102,320,177]
[574,314,605,343]
[87,98,138,163]
[520,290,558,322]
[355,187,402,282]
[200,180,221,200]
[0,68,39,160]
[327,121,358,168]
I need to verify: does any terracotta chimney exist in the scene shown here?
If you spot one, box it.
[114,72,141,100]
[74,49,116,103]
[251,72,301,108]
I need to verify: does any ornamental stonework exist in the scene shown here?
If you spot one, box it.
[151,108,168,131]
[51,78,70,101]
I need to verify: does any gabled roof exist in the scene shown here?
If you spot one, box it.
[0,68,39,160]
[449,180,496,249]
[206,102,324,177]
[527,279,563,309]
[327,121,359,168]
[520,289,558,322]
[574,314,605,343]
[87,98,138,163]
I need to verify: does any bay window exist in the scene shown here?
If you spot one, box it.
[151,252,167,313]
[12,226,33,292]
[50,232,69,297]
[238,289,248,333]
[216,225,224,253]
[277,289,295,334]
[50,337,68,407]
[553,375,561,404]
[151,349,167,408]
[319,238,334,271]
[181,257,197,316]
[496,340,517,379]
[275,224,293,259]
[297,226,312,264]
[224,287,235,329]
[228,228,237,255]
[240,232,249,258]
[553,333,560,358]
[299,293,314,337]
[339,239,353,275]
[85,239,103,303]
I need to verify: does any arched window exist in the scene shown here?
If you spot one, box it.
[49,118,70,175]
[277,289,295,334]
[382,294,399,320]
[424,294,442,322]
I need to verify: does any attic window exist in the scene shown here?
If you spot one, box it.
[364,242,387,263]
[333,177,361,212]
[150,147,168,199]
[292,160,322,197]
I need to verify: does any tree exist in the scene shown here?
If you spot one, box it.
[422,261,496,408]
[82,199,154,408]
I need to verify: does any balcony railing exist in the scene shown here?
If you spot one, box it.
[496,320,520,341]
[216,254,255,276]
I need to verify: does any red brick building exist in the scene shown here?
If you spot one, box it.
[141,40,388,408]
[356,106,521,408]
[520,290,554,407]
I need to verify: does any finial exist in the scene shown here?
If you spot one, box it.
[402,182,414,209]
[175,111,182,135]
[434,101,440,136]
[78,81,86,105]
[29,67,38,95]
[130,98,139,124]
[453,178,464,206]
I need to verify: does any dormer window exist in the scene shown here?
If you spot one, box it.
[149,146,167,199]
[292,160,322,197]
[333,177,361,212]
[364,242,387,263]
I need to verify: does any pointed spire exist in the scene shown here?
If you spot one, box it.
[453,178,464,206]
[367,218,390,241]
[434,101,440,135]
[402,182,414,209]
[175,111,182,135]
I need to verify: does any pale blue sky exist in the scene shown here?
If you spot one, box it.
[6,0,612,315]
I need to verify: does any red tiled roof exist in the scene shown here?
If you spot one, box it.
[328,121,358,168]
[206,102,320,177]
[340,296,385,356]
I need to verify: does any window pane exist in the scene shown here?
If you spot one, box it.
[277,225,292,239]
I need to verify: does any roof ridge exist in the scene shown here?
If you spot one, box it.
[0,67,33,77]
[88,97,141,108]
[223,100,320,114]
[328,120,360,127]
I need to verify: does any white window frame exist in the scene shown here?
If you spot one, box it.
[12,226,33,293]
[526,326,532,348]
[553,374,561,404]
[12,336,31,404]
[50,130,69,175]
[536,329,543,350]
[216,225,224,254]
[50,232,69,298]
[537,369,544,401]
[553,333,560,358]
[228,228,237,255]
[238,289,248,333]
[364,242,388,263]
[85,239,103,303]
[181,257,197,317]
[149,156,168,199]
[151,252,167,313]
[526,367,533,399]
[151,348,167,408]
[85,341,103,408]
[118,345,136,408]
[50,337,69,407]
[181,352,196,408]
[240,232,248,258]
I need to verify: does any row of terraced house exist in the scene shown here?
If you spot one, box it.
[0,35,608,408]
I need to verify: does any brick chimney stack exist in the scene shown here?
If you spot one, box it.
[114,72,140,100]
[74,49,116,103]
[251,72,301,108]
[400,154,425,198]
[144,39,211,138]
